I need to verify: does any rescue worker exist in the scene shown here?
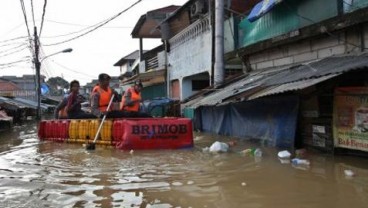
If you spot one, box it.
[54,80,95,119]
[120,80,151,117]
[90,73,125,118]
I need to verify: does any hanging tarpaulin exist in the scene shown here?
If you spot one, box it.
[40,83,49,95]
[247,0,283,22]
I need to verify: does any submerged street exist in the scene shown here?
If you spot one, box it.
[0,121,367,208]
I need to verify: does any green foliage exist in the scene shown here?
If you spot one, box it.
[46,76,69,96]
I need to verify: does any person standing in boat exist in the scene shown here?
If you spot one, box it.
[54,80,95,119]
[90,73,124,118]
[120,80,151,117]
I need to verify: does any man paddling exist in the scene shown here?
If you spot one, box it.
[90,73,126,118]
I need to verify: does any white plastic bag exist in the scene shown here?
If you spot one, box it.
[278,150,291,159]
[209,141,229,153]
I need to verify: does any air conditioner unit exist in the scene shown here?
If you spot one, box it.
[190,0,204,17]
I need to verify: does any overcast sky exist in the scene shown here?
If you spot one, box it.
[0,0,187,85]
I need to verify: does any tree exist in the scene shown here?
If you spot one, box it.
[46,76,69,96]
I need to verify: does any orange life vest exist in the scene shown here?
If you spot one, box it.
[120,87,141,112]
[94,86,112,112]
[58,95,70,118]
[58,106,68,118]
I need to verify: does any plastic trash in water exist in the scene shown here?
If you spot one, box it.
[279,158,290,164]
[295,148,307,158]
[254,148,262,157]
[344,169,355,177]
[240,148,262,157]
[291,158,310,166]
[240,149,252,155]
[202,147,210,152]
[278,150,291,159]
[209,141,229,153]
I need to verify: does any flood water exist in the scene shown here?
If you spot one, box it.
[0,121,368,208]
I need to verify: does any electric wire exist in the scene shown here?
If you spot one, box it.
[43,0,143,46]
[50,60,96,78]
[44,19,133,29]
[19,0,35,60]
[0,40,27,48]
[38,45,54,78]
[0,36,27,44]
[19,0,32,43]
[0,64,30,70]
[0,45,28,58]
[0,43,27,54]
[0,58,31,66]
[39,0,48,37]
[30,0,36,28]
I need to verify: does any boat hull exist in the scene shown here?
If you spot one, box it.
[38,118,193,150]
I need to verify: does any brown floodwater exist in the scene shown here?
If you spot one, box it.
[0,121,368,208]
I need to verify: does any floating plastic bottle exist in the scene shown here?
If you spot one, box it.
[254,148,262,157]
[291,158,310,166]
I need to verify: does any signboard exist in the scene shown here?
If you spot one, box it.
[333,87,368,152]
[116,118,194,150]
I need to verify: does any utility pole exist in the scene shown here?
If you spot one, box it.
[34,26,42,120]
[33,26,72,120]
[214,0,225,87]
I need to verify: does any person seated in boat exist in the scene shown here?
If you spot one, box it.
[90,73,125,118]
[120,80,151,118]
[54,80,96,119]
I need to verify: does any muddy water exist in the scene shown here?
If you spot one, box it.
[0,121,368,208]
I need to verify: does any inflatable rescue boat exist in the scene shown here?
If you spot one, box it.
[38,118,194,150]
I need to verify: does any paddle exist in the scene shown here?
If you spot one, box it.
[86,94,115,150]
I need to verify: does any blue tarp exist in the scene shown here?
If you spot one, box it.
[41,83,49,95]
[247,0,283,22]
[196,95,299,148]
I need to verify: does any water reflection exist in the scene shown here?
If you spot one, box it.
[0,121,368,207]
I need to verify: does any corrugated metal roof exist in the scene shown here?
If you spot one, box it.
[14,97,53,110]
[184,53,368,109]
[0,96,27,109]
[248,73,340,100]
[114,50,147,66]
[264,54,368,86]
[183,71,271,108]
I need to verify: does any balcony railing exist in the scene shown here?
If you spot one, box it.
[146,56,158,71]
[169,15,210,49]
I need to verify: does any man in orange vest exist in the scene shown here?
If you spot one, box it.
[91,73,125,118]
[120,80,150,117]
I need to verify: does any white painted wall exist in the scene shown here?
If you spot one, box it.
[168,30,212,81]
[168,16,212,81]
[120,64,129,74]
[224,17,235,53]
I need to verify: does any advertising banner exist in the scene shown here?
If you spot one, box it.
[117,118,193,150]
[333,87,368,152]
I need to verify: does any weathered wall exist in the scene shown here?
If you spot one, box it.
[247,23,368,71]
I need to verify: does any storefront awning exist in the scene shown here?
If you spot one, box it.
[247,0,284,22]
[121,69,166,87]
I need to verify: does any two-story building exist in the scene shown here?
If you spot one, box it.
[180,0,368,154]
[0,75,40,100]
[113,0,368,154]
